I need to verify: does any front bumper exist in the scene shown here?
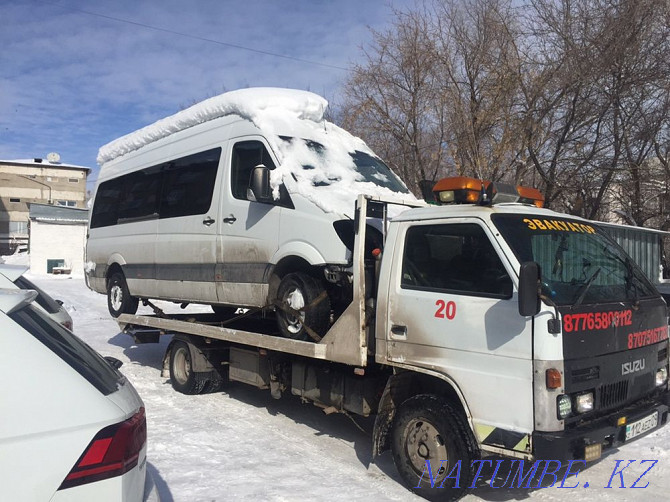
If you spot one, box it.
[533,391,670,461]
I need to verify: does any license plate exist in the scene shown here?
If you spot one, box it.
[625,412,658,441]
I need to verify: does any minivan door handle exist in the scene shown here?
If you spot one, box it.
[223,215,237,224]
[202,216,215,226]
[390,324,407,338]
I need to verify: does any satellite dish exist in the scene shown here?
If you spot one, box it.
[47,152,61,163]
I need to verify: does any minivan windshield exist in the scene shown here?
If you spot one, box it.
[279,137,410,194]
[492,214,658,306]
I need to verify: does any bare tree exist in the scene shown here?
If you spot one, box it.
[339,0,670,223]
[341,6,445,195]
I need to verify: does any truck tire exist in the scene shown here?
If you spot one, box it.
[391,395,479,501]
[169,340,210,395]
[276,272,330,340]
[107,272,139,318]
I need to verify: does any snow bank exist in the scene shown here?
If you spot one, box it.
[97,88,327,164]
[98,87,417,216]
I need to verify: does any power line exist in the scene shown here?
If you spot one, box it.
[40,1,349,72]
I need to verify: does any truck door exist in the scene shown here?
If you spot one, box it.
[216,138,282,307]
[385,219,534,446]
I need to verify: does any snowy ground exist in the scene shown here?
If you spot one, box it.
[14,264,670,501]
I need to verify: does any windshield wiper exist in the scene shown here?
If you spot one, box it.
[573,267,602,307]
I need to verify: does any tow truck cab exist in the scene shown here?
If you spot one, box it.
[375,181,669,467]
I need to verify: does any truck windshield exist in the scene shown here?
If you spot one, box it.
[492,214,658,306]
[279,137,410,194]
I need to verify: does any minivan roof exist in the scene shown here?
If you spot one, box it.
[97,87,328,165]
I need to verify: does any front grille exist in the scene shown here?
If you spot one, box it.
[598,380,629,409]
[659,347,667,362]
[572,366,600,383]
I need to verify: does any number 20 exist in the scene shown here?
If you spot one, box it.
[435,300,456,320]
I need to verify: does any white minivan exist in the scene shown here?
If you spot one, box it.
[86,88,415,339]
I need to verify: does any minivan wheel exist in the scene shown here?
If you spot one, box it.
[276,272,331,341]
[107,272,139,318]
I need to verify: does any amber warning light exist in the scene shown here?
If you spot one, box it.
[432,176,545,208]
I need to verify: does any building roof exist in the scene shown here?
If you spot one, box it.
[0,158,91,174]
[28,203,89,224]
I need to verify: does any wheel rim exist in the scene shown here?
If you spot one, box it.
[173,347,191,385]
[110,284,123,311]
[283,287,306,334]
[404,418,449,481]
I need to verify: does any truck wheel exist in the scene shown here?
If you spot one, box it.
[169,340,209,395]
[391,395,479,501]
[107,272,139,318]
[276,272,330,340]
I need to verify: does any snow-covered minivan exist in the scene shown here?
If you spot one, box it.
[85,88,415,339]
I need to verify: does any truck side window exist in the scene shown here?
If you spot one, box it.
[231,141,277,200]
[401,224,513,299]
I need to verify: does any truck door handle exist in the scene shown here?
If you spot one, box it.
[223,215,237,224]
[391,324,407,338]
[203,216,215,226]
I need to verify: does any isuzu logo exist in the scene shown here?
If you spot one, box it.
[622,359,645,375]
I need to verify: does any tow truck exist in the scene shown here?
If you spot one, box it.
[116,179,670,500]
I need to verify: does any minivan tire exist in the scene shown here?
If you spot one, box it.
[276,272,330,340]
[107,272,139,318]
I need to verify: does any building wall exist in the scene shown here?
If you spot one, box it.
[29,221,87,276]
[0,161,88,254]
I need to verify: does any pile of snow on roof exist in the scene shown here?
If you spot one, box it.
[97,87,415,215]
[97,88,328,164]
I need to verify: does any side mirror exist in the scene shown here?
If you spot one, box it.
[247,164,273,203]
[518,261,541,316]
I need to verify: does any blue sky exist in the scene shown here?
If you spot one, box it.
[1,0,407,188]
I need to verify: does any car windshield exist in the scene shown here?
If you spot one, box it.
[492,214,658,306]
[279,137,410,194]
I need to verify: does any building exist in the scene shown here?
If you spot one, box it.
[0,155,91,254]
[28,204,89,276]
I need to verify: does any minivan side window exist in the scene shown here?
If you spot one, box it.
[90,147,221,228]
[118,166,162,222]
[231,141,276,201]
[401,223,513,299]
[159,149,221,219]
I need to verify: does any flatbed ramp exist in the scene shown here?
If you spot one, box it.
[116,289,368,366]
[117,312,329,360]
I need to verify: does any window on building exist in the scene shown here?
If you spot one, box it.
[9,198,20,203]
[68,178,79,183]
[401,223,513,298]
[56,200,77,207]
[8,221,28,235]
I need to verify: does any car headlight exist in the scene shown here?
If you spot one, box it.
[557,394,572,419]
[575,392,594,413]
[656,368,668,387]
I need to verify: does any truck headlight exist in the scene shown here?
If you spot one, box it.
[575,392,594,413]
[557,394,572,419]
[656,368,668,387]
